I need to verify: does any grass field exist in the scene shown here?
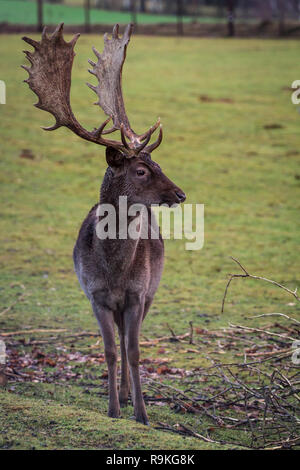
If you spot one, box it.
[0,0,199,25]
[0,30,300,449]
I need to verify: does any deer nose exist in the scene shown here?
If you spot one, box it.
[175,190,186,203]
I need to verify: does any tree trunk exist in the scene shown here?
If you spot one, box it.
[37,0,43,33]
[177,0,183,36]
[140,0,146,13]
[227,0,236,37]
[85,0,91,33]
[277,0,286,35]
[257,0,272,23]
[131,0,137,29]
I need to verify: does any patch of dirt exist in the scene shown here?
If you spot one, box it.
[198,95,234,104]
[19,149,35,160]
[3,346,190,385]
[263,123,284,130]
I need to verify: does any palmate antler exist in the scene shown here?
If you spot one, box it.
[22,23,162,157]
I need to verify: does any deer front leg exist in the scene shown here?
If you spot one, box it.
[91,294,120,419]
[118,327,130,407]
[124,300,148,425]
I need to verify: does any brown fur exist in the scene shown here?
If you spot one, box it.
[73,149,185,424]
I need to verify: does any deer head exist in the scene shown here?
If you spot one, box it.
[22,23,185,206]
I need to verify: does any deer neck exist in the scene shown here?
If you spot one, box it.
[97,168,148,271]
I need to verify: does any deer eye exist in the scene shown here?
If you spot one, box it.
[136,169,146,176]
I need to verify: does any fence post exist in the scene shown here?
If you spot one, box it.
[227,0,236,37]
[140,0,146,14]
[177,0,183,36]
[85,0,91,33]
[130,0,137,29]
[278,0,286,35]
[37,0,43,33]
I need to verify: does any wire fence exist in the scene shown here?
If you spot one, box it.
[1,0,300,36]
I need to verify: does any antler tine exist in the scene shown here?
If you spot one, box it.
[112,24,119,39]
[92,116,141,151]
[42,26,48,40]
[86,82,97,93]
[139,118,161,142]
[22,50,34,65]
[145,125,163,154]
[69,33,80,47]
[123,23,134,42]
[136,129,152,153]
[120,124,131,151]
[92,46,101,60]
[22,35,40,50]
[93,116,112,139]
[51,22,64,40]
[42,121,61,132]
[102,125,118,135]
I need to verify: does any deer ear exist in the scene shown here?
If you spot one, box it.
[106,147,125,173]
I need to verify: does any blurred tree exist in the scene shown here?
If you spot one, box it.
[217,0,226,18]
[227,0,237,36]
[278,0,286,35]
[164,0,174,14]
[257,0,273,26]
[85,0,91,33]
[130,0,137,27]
[256,0,300,34]
[37,0,43,32]
[177,0,183,35]
[140,0,146,13]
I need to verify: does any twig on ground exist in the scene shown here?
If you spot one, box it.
[0,293,27,317]
[140,332,190,346]
[189,321,194,344]
[221,257,300,313]
[228,323,297,342]
[0,328,68,337]
[247,313,300,326]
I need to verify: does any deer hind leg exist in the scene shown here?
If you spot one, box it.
[118,327,130,407]
[91,293,120,418]
[124,301,148,425]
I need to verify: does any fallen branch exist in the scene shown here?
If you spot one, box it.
[236,347,292,358]
[0,293,27,317]
[247,313,300,326]
[221,257,300,313]
[229,323,297,342]
[140,332,190,347]
[0,328,68,337]
[155,422,222,445]
[189,321,194,344]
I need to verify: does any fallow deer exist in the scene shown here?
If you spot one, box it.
[22,23,185,425]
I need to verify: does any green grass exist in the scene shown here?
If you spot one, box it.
[1,386,217,450]
[0,0,199,25]
[0,32,300,449]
